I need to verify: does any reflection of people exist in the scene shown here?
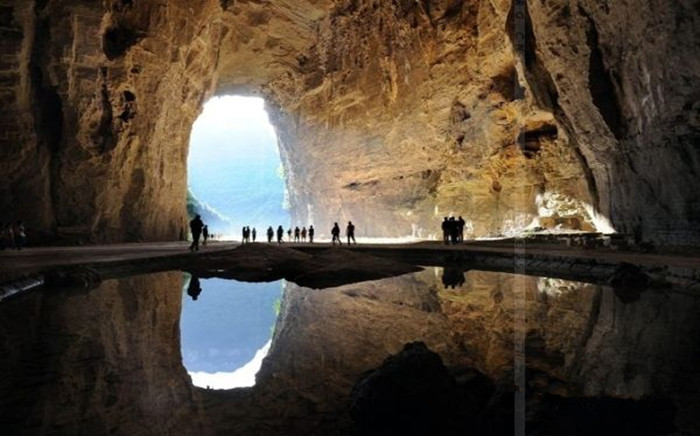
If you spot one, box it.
[442,266,465,289]
[187,275,202,300]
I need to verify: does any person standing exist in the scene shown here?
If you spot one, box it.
[346,221,356,244]
[331,222,342,246]
[441,217,449,245]
[457,216,465,243]
[277,225,284,244]
[449,217,458,244]
[301,227,307,242]
[308,225,315,243]
[0,222,7,250]
[267,226,274,243]
[13,220,25,250]
[252,227,257,242]
[189,215,204,251]
[202,225,209,246]
[294,226,300,242]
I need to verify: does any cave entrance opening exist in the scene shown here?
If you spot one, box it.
[181,275,284,389]
[187,95,289,240]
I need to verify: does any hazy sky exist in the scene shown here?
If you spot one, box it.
[180,276,282,388]
[187,96,289,233]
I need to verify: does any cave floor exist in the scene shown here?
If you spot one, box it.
[1,240,699,284]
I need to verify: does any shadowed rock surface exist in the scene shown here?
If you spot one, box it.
[187,243,423,288]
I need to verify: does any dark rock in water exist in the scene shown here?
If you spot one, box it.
[608,262,651,303]
[349,342,466,435]
[533,395,677,436]
[290,248,422,289]
[187,244,421,289]
[44,267,102,289]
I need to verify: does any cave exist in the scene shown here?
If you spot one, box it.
[1,0,700,435]
[187,95,289,238]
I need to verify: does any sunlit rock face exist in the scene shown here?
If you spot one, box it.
[1,0,698,241]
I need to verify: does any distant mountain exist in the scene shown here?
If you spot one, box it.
[187,189,234,235]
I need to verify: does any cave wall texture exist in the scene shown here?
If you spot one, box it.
[1,0,698,242]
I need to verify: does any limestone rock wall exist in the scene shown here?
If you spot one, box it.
[1,0,698,242]
[247,0,599,238]
[0,0,223,242]
[523,0,700,243]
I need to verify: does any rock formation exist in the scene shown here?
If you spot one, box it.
[1,0,698,242]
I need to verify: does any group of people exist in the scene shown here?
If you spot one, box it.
[442,216,466,245]
[331,221,356,245]
[1,220,26,250]
[188,216,362,249]
[268,225,315,243]
[241,226,256,243]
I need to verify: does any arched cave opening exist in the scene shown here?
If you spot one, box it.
[182,95,289,389]
[186,95,290,240]
[180,274,283,389]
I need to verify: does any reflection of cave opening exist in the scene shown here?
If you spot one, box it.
[187,96,289,239]
[180,275,283,389]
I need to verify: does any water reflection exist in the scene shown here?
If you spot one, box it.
[180,275,282,389]
[441,265,466,289]
[0,268,698,435]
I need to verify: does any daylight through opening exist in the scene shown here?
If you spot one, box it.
[187,95,290,240]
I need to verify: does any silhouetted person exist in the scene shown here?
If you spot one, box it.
[308,225,315,243]
[187,275,202,301]
[202,225,209,246]
[189,215,204,251]
[0,222,7,250]
[331,222,342,245]
[301,226,307,242]
[294,226,300,242]
[277,225,284,243]
[457,216,465,242]
[287,228,292,241]
[241,226,246,243]
[13,220,25,250]
[449,217,458,244]
[441,217,449,245]
[346,221,356,244]
[267,226,274,243]
[252,227,257,242]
